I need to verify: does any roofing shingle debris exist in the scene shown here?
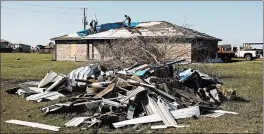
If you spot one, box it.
[6,59,238,131]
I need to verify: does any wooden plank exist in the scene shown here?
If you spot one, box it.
[94,83,115,98]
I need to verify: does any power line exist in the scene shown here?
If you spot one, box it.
[1,7,83,16]
[4,1,82,10]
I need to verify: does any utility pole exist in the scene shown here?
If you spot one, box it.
[82,8,87,30]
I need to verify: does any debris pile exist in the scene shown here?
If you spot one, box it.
[6,60,238,131]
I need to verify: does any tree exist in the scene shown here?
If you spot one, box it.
[98,22,217,69]
[79,21,221,77]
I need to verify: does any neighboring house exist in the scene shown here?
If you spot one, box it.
[44,42,55,53]
[0,39,13,52]
[0,39,9,48]
[11,43,31,53]
[35,42,54,53]
[35,45,45,53]
[51,21,222,62]
[1,39,31,53]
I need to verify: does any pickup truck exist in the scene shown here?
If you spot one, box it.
[217,45,235,60]
[233,47,260,60]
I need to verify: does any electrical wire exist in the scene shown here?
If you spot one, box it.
[1,7,83,16]
[3,1,82,10]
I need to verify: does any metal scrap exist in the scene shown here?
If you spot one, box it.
[38,71,60,88]
[6,61,241,130]
[26,91,65,102]
[65,117,90,127]
[5,119,60,131]
[112,106,200,128]
[155,97,178,126]
[121,86,146,103]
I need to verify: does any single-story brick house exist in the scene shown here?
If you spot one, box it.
[51,21,222,62]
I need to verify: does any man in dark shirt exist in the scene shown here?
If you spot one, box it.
[93,20,98,33]
[123,15,131,28]
[90,20,94,28]
[90,20,94,34]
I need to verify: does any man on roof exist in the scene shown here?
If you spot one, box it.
[123,15,131,28]
[93,20,98,33]
[90,20,94,34]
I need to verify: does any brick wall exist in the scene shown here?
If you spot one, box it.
[55,39,218,63]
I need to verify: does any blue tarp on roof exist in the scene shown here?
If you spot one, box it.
[76,22,140,37]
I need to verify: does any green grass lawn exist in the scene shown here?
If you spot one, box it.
[1,53,263,133]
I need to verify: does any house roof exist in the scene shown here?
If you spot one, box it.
[51,21,221,41]
[50,33,81,40]
[81,21,222,41]
[50,22,140,40]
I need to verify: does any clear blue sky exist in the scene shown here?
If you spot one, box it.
[1,1,263,47]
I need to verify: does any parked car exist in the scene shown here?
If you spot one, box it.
[233,46,260,60]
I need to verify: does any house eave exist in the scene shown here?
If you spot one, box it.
[50,37,81,41]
